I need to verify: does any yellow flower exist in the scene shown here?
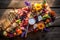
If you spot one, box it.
[37,22,45,30]
[34,3,42,11]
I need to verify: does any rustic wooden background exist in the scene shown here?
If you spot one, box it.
[0,0,60,40]
[0,0,60,8]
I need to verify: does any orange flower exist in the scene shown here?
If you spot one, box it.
[43,3,48,8]
[45,19,50,24]
[37,22,45,30]
[50,11,56,16]
[16,29,22,35]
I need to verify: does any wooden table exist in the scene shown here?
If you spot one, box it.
[0,0,60,40]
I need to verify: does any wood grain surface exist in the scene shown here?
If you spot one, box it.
[0,0,60,8]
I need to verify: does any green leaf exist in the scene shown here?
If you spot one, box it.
[43,0,46,4]
[16,19,21,24]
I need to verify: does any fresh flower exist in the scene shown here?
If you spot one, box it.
[37,22,45,30]
[33,3,42,11]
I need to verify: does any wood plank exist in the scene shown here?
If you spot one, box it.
[0,0,60,8]
[44,27,60,40]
